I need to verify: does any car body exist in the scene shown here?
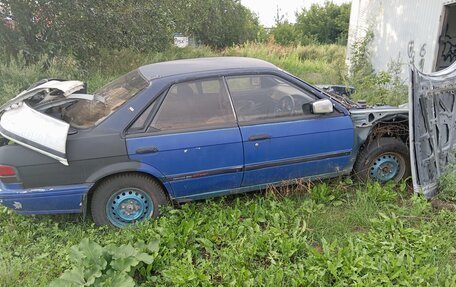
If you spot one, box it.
[0,57,425,227]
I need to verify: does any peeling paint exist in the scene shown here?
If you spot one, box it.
[13,201,22,209]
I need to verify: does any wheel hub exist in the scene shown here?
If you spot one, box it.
[370,154,400,182]
[106,188,153,227]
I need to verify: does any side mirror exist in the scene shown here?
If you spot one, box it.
[311,99,334,114]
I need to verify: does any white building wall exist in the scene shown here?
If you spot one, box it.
[347,0,451,80]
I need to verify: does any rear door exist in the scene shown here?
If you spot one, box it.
[127,77,244,199]
[225,74,354,186]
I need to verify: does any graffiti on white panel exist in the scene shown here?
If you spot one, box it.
[408,41,426,71]
[441,35,456,64]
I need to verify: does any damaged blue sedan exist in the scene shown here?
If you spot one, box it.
[0,57,418,227]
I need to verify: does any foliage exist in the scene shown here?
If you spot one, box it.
[175,0,261,49]
[1,182,456,286]
[439,172,456,201]
[49,239,158,287]
[348,30,408,106]
[270,21,298,46]
[438,150,456,201]
[0,53,83,103]
[223,43,346,84]
[295,1,351,45]
[0,43,348,105]
[0,0,261,63]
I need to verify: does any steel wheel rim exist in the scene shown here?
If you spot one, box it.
[370,153,403,182]
[106,188,153,228]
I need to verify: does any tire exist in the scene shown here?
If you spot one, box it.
[354,137,410,183]
[91,173,168,228]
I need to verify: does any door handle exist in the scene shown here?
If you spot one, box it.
[248,134,271,141]
[136,146,159,154]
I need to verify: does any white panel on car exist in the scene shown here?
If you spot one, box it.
[0,103,69,165]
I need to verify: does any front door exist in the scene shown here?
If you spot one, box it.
[225,74,354,186]
[127,78,244,199]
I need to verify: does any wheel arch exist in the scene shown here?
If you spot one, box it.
[359,116,410,152]
[84,162,172,212]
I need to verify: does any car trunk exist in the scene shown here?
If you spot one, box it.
[0,80,86,165]
[410,61,456,197]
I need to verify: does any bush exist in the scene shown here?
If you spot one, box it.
[348,31,408,106]
[0,54,83,103]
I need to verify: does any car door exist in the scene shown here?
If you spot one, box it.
[410,62,456,196]
[126,77,244,199]
[225,74,354,187]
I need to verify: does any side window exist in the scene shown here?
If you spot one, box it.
[226,75,318,123]
[129,100,158,132]
[149,78,236,132]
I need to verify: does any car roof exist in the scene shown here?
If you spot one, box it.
[138,57,279,80]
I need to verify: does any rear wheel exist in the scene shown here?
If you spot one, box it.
[91,174,168,228]
[354,137,410,183]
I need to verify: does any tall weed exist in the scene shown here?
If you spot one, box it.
[347,31,408,106]
[0,54,83,103]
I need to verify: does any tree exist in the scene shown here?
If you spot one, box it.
[271,21,297,45]
[172,0,261,48]
[0,0,261,62]
[295,1,351,45]
[270,6,298,45]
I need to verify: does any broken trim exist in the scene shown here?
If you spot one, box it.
[0,80,84,112]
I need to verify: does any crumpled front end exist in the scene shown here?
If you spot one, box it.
[409,62,456,197]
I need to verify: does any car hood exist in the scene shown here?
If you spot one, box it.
[410,61,456,197]
[0,80,85,165]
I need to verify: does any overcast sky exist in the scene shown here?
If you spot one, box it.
[240,0,351,27]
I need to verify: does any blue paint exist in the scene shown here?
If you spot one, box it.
[239,116,354,186]
[0,181,91,214]
[128,127,244,198]
[127,116,354,199]
[174,169,351,202]
[370,154,400,182]
[106,187,154,228]
[2,182,24,190]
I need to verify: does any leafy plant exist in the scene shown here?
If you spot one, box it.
[348,30,408,106]
[309,182,344,206]
[48,239,159,287]
[438,151,456,201]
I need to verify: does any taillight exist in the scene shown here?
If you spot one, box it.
[0,165,16,177]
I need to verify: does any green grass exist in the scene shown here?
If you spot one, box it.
[0,43,346,103]
[1,181,455,286]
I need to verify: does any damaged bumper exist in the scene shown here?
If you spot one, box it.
[0,181,92,214]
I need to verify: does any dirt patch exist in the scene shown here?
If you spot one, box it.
[431,199,456,211]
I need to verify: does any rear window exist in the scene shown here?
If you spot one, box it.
[62,70,148,128]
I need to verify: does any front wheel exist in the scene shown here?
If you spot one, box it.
[91,174,168,228]
[354,137,410,183]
